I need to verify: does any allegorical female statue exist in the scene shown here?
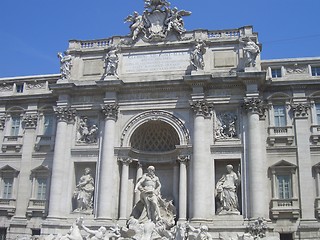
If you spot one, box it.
[73,168,94,213]
[215,164,241,215]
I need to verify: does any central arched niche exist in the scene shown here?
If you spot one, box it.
[130,120,180,153]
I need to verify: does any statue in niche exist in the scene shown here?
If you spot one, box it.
[240,37,260,67]
[77,117,98,144]
[104,47,119,79]
[166,7,192,36]
[73,168,94,213]
[215,164,241,215]
[215,112,237,140]
[128,165,176,240]
[190,40,206,71]
[57,51,72,80]
[186,224,212,240]
[124,11,146,41]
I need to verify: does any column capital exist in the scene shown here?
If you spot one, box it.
[190,100,213,117]
[22,114,38,129]
[118,157,133,165]
[291,103,310,118]
[0,115,6,130]
[54,106,76,123]
[101,103,119,120]
[242,97,266,118]
[177,155,190,164]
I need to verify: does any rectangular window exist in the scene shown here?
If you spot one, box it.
[280,233,293,240]
[0,228,7,240]
[274,105,286,127]
[43,114,54,136]
[2,178,13,199]
[16,84,24,93]
[277,175,292,199]
[36,178,47,200]
[10,116,20,136]
[271,68,282,78]
[311,66,320,76]
[316,104,320,125]
[32,229,41,236]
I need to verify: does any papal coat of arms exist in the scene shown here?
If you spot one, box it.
[124,0,191,42]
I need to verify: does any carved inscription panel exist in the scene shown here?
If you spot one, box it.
[122,51,190,74]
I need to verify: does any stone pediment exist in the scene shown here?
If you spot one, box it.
[270,160,297,169]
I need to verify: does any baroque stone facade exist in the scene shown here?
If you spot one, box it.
[0,1,320,240]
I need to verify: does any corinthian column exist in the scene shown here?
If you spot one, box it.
[97,103,119,219]
[243,97,268,218]
[190,100,212,220]
[48,107,76,218]
[118,157,132,220]
[177,155,189,221]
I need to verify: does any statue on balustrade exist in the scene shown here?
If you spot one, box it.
[190,40,206,71]
[73,168,94,213]
[104,47,119,79]
[240,37,260,67]
[57,51,72,80]
[215,164,241,215]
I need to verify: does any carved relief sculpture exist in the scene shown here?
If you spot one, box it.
[73,168,94,213]
[104,47,119,79]
[57,51,72,80]
[186,223,212,240]
[77,117,99,144]
[215,164,241,215]
[22,114,38,129]
[190,40,206,71]
[215,112,238,140]
[124,11,146,41]
[166,7,191,37]
[240,37,260,67]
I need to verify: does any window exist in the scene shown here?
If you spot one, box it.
[16,83,24,93]
[274,105,286,127]
[280,233,293,240]
[316,104,320,125]
[277,175,292,199]
[0,228,7,240]
[10,116,21,136]
[271,68,282,78]
[2,178,13,199]
[0,165,19,200]
[43,114,54,136]
[36,178,47,200]
[32,229,41,236]
[311,66,320,76]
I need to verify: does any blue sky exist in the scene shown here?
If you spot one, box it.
[1,0,320,78]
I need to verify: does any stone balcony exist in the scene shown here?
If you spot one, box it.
[0,198,16,216]
[310,125,320,144]
[270,198,300,219]
[267,126,294,146]
[2,135,23,152]
[26,199,48,218]
[34,135,55,152]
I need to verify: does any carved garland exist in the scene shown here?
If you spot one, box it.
[120,110,190,147]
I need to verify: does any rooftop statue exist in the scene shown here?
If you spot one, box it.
[57,51,72,80]
[144,0,170,11]
[240,37,260,68]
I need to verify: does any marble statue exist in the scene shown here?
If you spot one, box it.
[186,224,212,240]
[144,0,170,11]
[190,41,206,71]
[81,222,107,240]
[134,165,162,223]
[73,168,94,213]
[215,164,241,215]
[57,52,72,80]
[60,217,83,240]
[240,37,260,67]
[167,7,191,36]
[104,47,119,78]
[77,117,98,144]
[124,11,146,41]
